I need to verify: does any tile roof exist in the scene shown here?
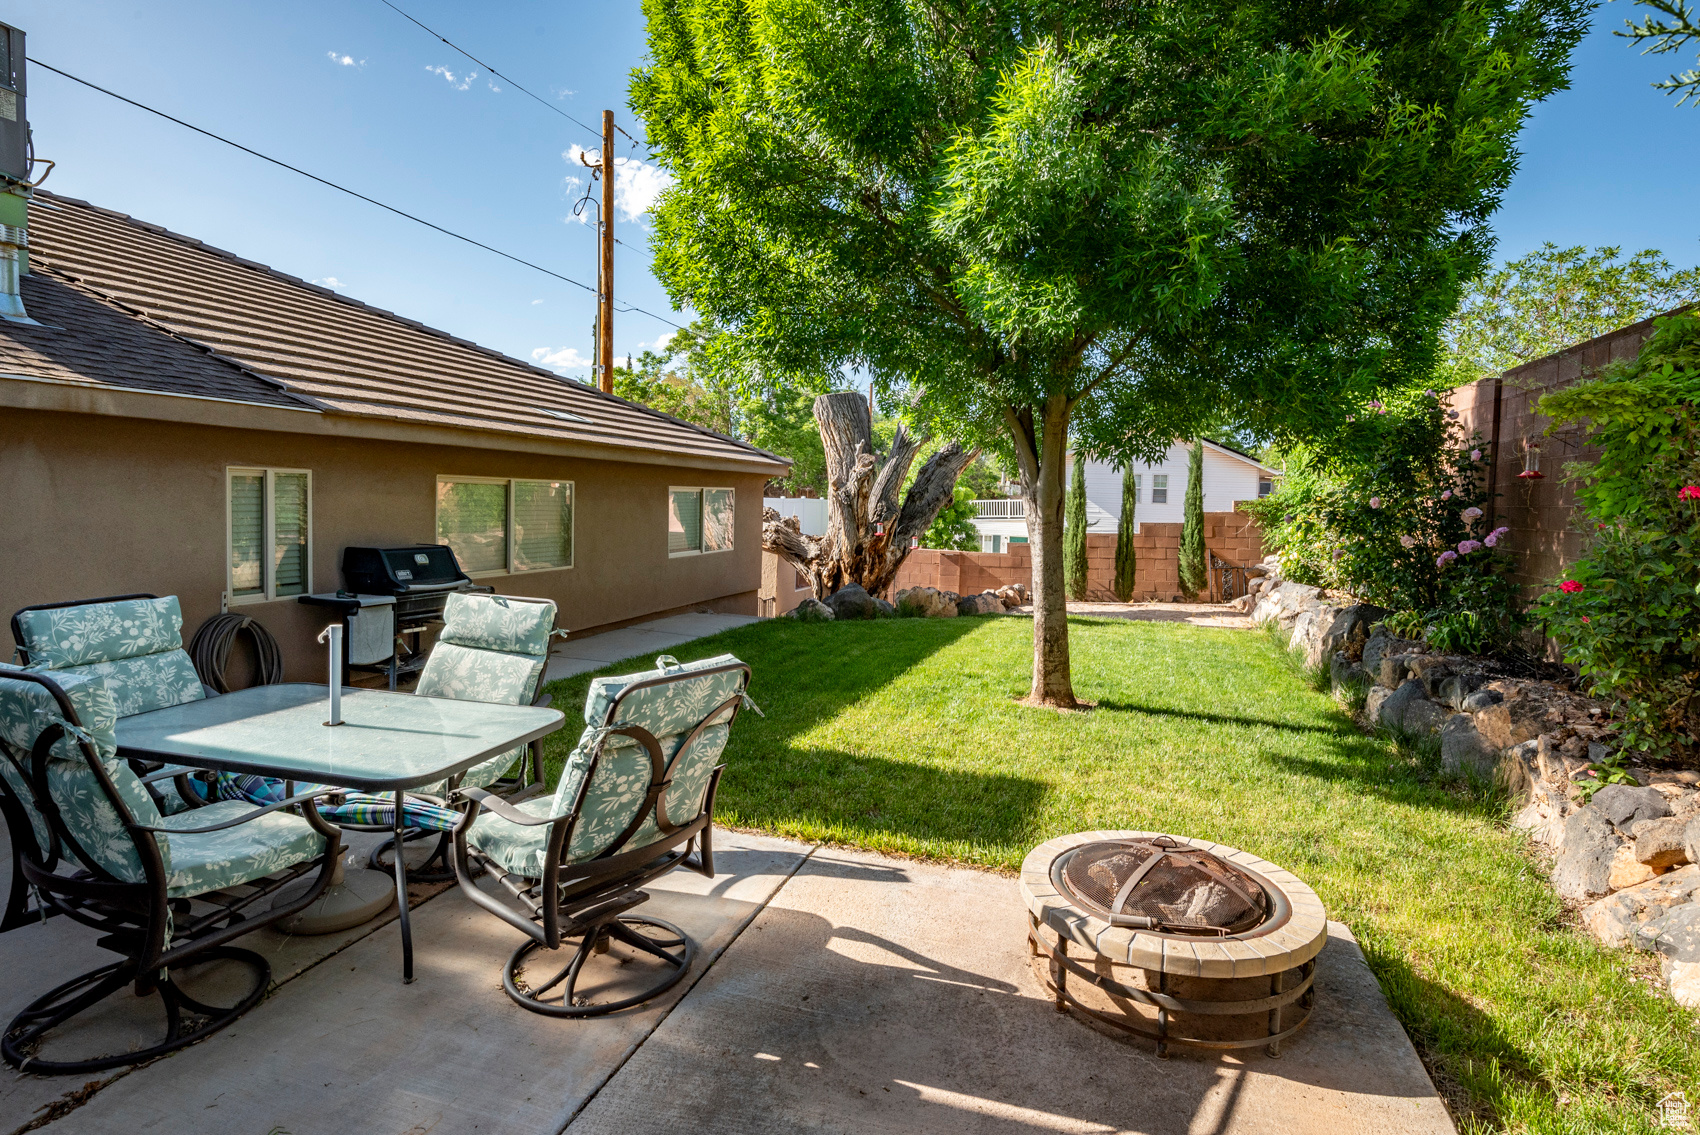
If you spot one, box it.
[19,191,787,470]
[0,272,309,409]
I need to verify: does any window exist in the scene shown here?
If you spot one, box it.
[1151,475,1169,505]
[435,478,574,575]
[669,487,735,556]
[1258,477,1274,498]
[980,534,1004,553]
[227,467,311,604]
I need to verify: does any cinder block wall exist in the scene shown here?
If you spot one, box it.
[888,512,1263,601]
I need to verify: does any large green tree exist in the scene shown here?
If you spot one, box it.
[632,0,1587,706]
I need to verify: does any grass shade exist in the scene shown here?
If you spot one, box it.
[541,615,1697,1133]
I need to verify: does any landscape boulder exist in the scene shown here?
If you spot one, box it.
[893,587,958,618]
[1437,670,1490,711]
[1609,846,1659,891]
[789,598,834,622]
[1460,688,1504,713]
[1684,817,1700,868]
[1592,783,1672,834]
[1639,904,1700,1008]
[1581,864,1700,947]
[1440,714,1498,779]
[1634,816,1692,870]
[1363,685,1395,725]
[1553,806,1624,903]
[1330,652,1371,692]
[957,592,1006,617]
[1401,697,1450,737]
[826,584,883,620]
[1360,629,1425,683]
[1378,679,1427,732]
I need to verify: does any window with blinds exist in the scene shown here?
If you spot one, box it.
[1152,474,1169,505]
[670,487,734,556]
[227,467,312,604]
[435,478,575,575]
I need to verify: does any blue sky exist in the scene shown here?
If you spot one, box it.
[14,1,1700,382]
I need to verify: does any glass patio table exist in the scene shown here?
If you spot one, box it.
[115,683,565,982]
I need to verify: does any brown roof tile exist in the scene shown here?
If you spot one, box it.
[20,192,787,471]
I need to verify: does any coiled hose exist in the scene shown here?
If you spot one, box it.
[188,612,284,692]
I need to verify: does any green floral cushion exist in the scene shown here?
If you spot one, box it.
[437,593,556,658]
[414,743,523,797]
[15,596,188,668]
[154,799,326,898]
[0,667,165,883]
[416,642,544,706]
[582,654,745,731]
[16,597,206,718]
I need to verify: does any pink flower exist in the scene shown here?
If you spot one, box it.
[1462,506,1483,521]
[1491,526,1510,538]
[1560,580,1584,594]
[1447,410,1460,420]
[1400,534,1416,548]
[1470,449,1482,462]
[1681,485,1700,501]
[1581,616,1591,624]
[1369,496,1383,509]
[1458,539,1483,555]
[1436,550,1457,567]
[1484,533,1498,547]
[1424,389,1437,398]
[1441,490,1453,501]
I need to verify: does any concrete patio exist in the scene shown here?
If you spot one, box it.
[2,825,1455,1135]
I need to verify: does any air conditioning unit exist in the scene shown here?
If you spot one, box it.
[0,23,25,185]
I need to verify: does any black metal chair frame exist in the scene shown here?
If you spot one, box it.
[0,668,343,1074]
[451,659,749,1018]
[361,594,560,884]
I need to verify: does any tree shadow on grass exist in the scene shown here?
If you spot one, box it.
[1093,699,1350,737]
[540,618,1048,856]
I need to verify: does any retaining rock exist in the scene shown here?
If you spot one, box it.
[1379,679,1427,732]
[1402,698,1450,737]
[956,592,1006,617]
[1593,784,1672,834]
[1634,817,1691,869]
[1440,714,1498,779]
[1609,846,1660,891]
[826,584,883,620]
[1553,806,1624,904]
[789,598,834,622]
[893,587,958,618]
[1581,864,1700,947]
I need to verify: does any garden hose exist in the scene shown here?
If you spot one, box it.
[188,612,285,693]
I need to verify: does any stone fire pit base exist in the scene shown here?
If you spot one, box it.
[1023,830,1331,1057]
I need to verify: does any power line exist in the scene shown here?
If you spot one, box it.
[376,0,643,147]
[28,58,686,330]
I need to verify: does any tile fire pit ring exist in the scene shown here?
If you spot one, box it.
[1021,830,1329,1057]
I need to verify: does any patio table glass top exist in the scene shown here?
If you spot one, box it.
[114,684,565,792]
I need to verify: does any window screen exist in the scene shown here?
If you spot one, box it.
[229,472,265,598]
[437,480,508,574]
[1259,478,1274,498]
[272,472,309,598]
[1152,475,1169,505]
[670,489,703,554]
[513,480,573,570]
[703,488,735,551]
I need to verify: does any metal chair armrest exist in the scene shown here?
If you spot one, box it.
[133,788,341,835]
[457,787,570,827]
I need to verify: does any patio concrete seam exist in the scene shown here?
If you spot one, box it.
[552,842,820,1135]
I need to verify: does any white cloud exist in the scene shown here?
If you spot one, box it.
[531,346,592,371]
[488,80,502,93]
[327,51,364,68]
[313,277,344,289]
[531,299,544,305]
[560,148,675,223]
[426,65,476,91]
[647,330,678,354]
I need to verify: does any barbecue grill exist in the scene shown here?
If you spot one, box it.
[300,545,486,687]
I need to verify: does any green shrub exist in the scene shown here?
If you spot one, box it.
[1178,441,1207,599]
[1064,450,1087,599]
[1535,312,1700,758]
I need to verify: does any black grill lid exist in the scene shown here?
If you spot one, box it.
[342,545,470,594]
[1054,837,1271,936]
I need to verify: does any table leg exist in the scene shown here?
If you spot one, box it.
[393,789,413,984]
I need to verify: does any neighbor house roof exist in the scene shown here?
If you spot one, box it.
[12,191,786,472]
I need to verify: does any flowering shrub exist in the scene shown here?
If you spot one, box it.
[1246,389,1521,642]
[1536,313,1700,757]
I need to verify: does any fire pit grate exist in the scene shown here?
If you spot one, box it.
[1055,836,1272,936]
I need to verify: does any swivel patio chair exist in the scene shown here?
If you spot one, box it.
[210,593,561,882]
[4,594,220,930]
[0,666,341,1073]
[452,653,752,1017]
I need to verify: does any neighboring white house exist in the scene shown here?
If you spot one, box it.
[764,496,829,535]
[969,441,1280,552]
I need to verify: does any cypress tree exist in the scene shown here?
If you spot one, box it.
[1178,440,1208,599]
[1064,450,1088,600]
[1113,464,1138,602]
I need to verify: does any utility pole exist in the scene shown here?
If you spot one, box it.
[598,110,615,394]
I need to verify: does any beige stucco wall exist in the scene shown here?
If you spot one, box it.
[0,407,767,681]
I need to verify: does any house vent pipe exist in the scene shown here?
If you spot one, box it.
[0,222,27,322]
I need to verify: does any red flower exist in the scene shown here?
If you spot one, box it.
[1581,616,1590,624]
[1681,485,1700,501]
[1560,580,1584,594]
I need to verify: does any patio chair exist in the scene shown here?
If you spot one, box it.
[0,666,341,1074]
[452,653,752,1017]
[4,594,218,929]
[211,593,561,881]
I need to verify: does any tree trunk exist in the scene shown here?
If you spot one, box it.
[761,392,975,599]
[1008,393,1076,708]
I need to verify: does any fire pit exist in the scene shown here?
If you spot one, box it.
[1022,830,1328,1057]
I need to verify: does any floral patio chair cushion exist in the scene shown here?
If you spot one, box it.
[14,597,205,718]
[0,665,166,882]
[412,594,557,794]
[152,799,325,898]
[467,654,745,878]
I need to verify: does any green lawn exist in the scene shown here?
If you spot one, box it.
[542,615,1698,1133]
